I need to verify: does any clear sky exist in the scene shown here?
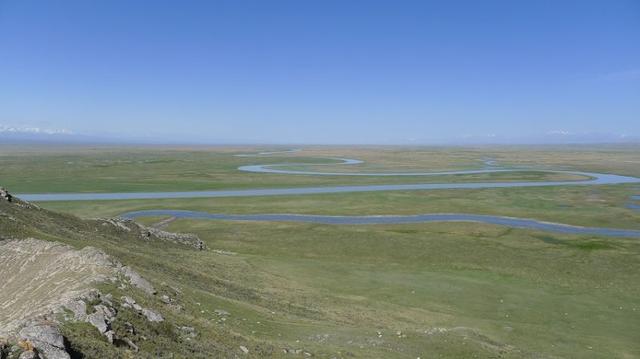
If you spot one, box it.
[1,1,639,144]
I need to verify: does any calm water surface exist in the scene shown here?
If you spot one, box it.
[121,210,640,238]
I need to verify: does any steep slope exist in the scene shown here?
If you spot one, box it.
[0,189,251,359]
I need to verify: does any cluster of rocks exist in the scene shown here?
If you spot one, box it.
[146,227,204,250]
[177,326,197,340]
[0,188,38,210]
[5,289,168,358]
[120,296,164,322]
[62,290,120,344]
[159,292,184,312]
[14,322,68,359]
[118,265,157,295]
[99,218,205,250]
[2,317,86,359]
[0,189,201,358]
[281,348,313,356]
[0,187,11,202]
[0,237,171,359]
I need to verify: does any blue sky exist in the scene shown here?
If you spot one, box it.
[1,0,639,144]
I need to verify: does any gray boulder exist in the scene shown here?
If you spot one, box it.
[63,300,86,321]
[18,351,37,359]
[18,323,69,359]
[120,296,164,322]
[93,304,116,321]
[87,312,108,334]
[0,187,12,202]
[120,266,156,295]
[141,308,164,322]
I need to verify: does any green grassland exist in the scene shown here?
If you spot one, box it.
[3,144,638,194]
[60,218,640,358]
[42,183,640,230]
[2,144,640,358]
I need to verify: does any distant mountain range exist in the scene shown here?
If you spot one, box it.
[0,125,74,135]
[1,125,638,145]
[0,126,157,144]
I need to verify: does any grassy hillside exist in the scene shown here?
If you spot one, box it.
[3,193,640,358]
[0,196,271,358]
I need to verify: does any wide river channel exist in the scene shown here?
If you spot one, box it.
[16,152,640,237]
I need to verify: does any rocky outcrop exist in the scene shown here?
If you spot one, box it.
[0,187,12,202]
[64,292,114,343]
[0,238,167,358]
[146,227,205,250]
[0,239,116,337]
[121,296,164,322]
[120,266,156,295]
[98,217,205,250]
[3,287,169,359]
[0,189,200,358]
[141,308,164,322]
[18,323,69,359]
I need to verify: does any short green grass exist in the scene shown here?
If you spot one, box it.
[2,144,640,358]
[3,144,635,194]
[65,217,640,358]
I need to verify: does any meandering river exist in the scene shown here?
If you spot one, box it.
[16,150,640,237]
[120,210,640,238]
[16,157,640,202]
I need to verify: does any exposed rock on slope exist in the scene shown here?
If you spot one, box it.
[100,217,205,250]
[18,322,69,359]
[0,238,169,358]
[0,239,115,337]
[0,187,11,202]
[0,190,187,358]
[0,187,255,358]
[146,226,204,250]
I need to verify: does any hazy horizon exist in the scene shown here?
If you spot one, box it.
[1,1,639,144]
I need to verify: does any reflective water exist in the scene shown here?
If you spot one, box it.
[16,155,640,202]
[16,171,640,202]
[120,210,640,238]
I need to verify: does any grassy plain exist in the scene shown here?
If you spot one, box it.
[2,144,640,358]
[4,144,639,194]
[60,218,640,358]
